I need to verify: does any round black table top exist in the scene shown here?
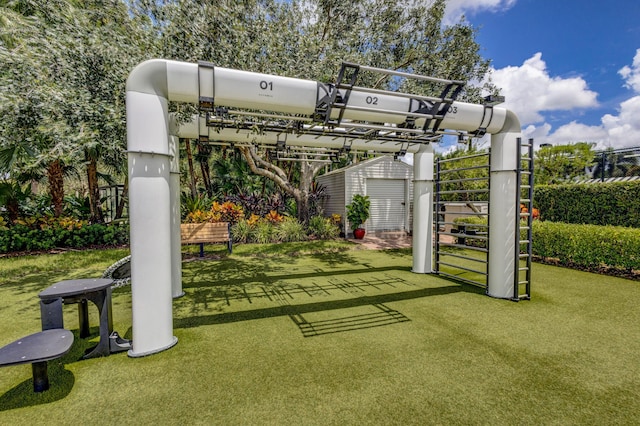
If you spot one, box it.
[38,278,114,299]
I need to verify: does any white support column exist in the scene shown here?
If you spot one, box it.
[487,110,522,299]
[169,135,183,298]
[412,144,434,274]
[126,62,179,357]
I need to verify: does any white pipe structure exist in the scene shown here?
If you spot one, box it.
[126,59,522,356]
[487,110,522,298]
[412,144,435,274]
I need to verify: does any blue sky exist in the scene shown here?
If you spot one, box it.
[444,0,640,150]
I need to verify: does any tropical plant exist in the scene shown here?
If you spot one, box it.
[180,192,213,219]
[0,180,31,222]
[210,201,244,224]
[1,0,157,222]
[276,217,307,242]
[346,194,370,231]
[307,216,340,240]
[231,219,254,244]
[253,220,275,244]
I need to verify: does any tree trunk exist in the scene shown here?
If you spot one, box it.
[116,178,128,219]
[196,140,212,198]
[47,160,65,217]
[86,152,104,223]
[239,146,325,225]
[183,138,197,198]
[295,192,311,224]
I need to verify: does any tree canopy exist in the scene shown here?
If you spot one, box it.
[534,142,596,185]
[1,0,499,222]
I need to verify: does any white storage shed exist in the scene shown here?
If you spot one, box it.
[316,155,413,235]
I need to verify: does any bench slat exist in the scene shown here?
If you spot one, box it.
[181,223,230,244]
[180,222,233,256]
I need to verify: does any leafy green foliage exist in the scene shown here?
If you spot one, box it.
[307,216,340,240]
[535,181,640,227]
[0,222,129,253]
[276,217,308,243]
[226,191,287,218]
[532,221,640,272]
[253,220,275,245]
[346,194,370,230]
[231,214,338,244]
[1,0,156,221]
[534,142,596,185]
[437,148,490,202]
[230,219,253,244]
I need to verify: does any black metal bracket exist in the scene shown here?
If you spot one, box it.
[323,62,360,127]
[198,61,216,112]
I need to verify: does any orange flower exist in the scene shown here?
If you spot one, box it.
[265,210,284,224]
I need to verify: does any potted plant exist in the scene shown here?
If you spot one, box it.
[346,194,370,239]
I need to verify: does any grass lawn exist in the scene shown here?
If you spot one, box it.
[0,241,639,425]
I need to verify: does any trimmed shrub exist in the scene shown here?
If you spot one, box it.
[532,221,640,272]
[452,216,488,248]
[0,222,129,253]
[535,181,640,227]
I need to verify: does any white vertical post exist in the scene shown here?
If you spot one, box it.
[126,62,178,357]
[412,144,434,273]
[169,135,183,298]
[488,110,521,299]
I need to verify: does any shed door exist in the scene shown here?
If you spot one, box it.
[366,178,406,232]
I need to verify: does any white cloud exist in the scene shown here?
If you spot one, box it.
[444,0,517,24]
[488,53,599,125]
[619,48,640,93]
[516,52,640,150]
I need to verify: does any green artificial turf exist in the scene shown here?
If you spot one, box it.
[0,242,639,425]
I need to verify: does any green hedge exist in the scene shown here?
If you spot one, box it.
[532,221,640,271]
[449,218,640,273]
[535,181,640,227]
[0,223,129,253]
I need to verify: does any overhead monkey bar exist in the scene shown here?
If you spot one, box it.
[126,59,523,357]
[195,61,501,145]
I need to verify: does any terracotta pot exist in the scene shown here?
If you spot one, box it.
[353,228,366,239]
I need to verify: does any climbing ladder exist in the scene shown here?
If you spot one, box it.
[434,140,534,300]
[514,138,534,300]
[434,150,491,289]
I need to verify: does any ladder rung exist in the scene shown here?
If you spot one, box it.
[519,240,530,244]
[521,185,531,189]
[519,226,530,231]
[520,198,531,203]
[519,254,529,258]
[521,143,533,147]
[519,267,529,271]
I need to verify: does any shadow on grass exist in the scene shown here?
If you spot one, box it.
[175,284,463,329]
[182,264,412,290]
[0,366,74,411]
[290,303,412,337]
[0,330,95,411]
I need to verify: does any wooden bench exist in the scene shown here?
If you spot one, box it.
[0,329,74,392]
[180,222,233,257]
